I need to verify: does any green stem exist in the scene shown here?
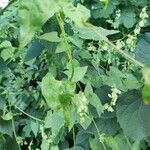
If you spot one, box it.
[85,23,144,68]
[125,136,132,150]
[56,12,74,81]
[15,105,44,123]
[92,117,107,150]
[8,101,21,150]
[56,13,72,62]
[73,127,76,150]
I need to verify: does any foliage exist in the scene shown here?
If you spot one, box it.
[0,0,150,149]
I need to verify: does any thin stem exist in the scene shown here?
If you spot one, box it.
[85,23,144,68]
[92,117,107,150]
[73,127,76,150]
[125,136,132,150]
[8,101,21,150]
[56,13,72,62]
[15,105,44,123]
[56,12,74,81]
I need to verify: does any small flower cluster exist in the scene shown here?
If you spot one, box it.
[98,41,108,51]
[134,6,149,35]
[115,9,121,19]
[104,86,121,112]
[125,6,148,53]
[40,125,53,144]
[78,94,89,123]
[116,39,125,49]
[87,42,97,51]
[126,34,137,52]
[107,9,121,29]
[99,133,106,143]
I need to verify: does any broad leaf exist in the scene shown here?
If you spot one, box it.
[87,118,120,136]
[63,3,90,27]
[0,118,12,137]
[19,0,60,48]
[120,8,136,28]
[75,26,119,41]
[41,73,75,109]
[30,121,39,137]
[24,40,44,62]
[135,33,150,64]
[44,111,64,135]
[72,66,88,82]
[84,84,103,117]
[116,90,150,140]
[39,32,61,42]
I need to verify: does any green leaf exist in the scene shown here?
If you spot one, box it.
[19,0,60,48]
[84,84,103,117]
[30,121,39,137]
[24,40,44,62]
[44,111,64,135]
[55,42,66,53]
[120,8,136,28]
[75,131,91,149]
[72,66,88,82]
[51,146,59,150]
[63,3,90,27]
[1,112,13,121]
[80,115,92,130]
[136,33,150,64]
[1,47,15,61]
[116,90,150,141]
[91,0,118,19]
[39,32,61,42]
[105,136,120,150]
[41,73,75,109]
[113,134,131,150]
[105,133,134,150]
[142,66,150,104]
[87,118,120,136]
[101,66,141,91]
[75,25,119,41]
[0,118,13,137]
[89,137,104,150]
[41,139,50,150]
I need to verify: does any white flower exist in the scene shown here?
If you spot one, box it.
[0,0,9,9]
[134,26,141,35]
[107,106,114,112]
[139,20,145,27]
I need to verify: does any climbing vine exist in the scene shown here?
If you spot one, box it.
[0,0,150,149]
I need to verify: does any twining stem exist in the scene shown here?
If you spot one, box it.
[56,12,74,80]
[15,105,44,123]
[56,13,72,62]
[85,23,144,68]
[91,117,107,150]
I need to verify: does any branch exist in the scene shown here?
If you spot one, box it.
[86,23,144,68]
